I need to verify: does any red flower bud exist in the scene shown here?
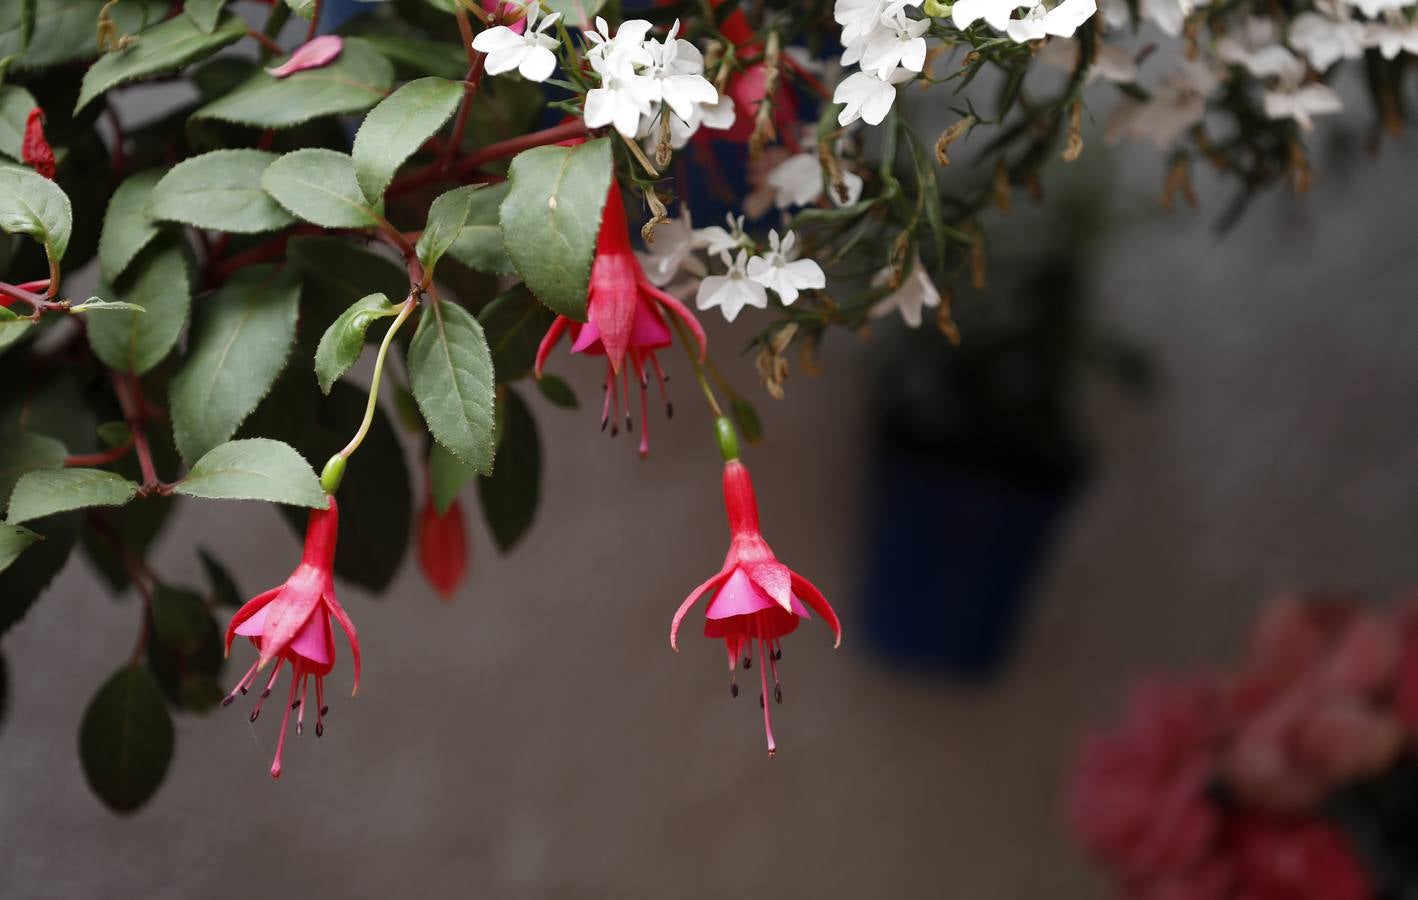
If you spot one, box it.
[21,109,55,180]
[418,493,470,600]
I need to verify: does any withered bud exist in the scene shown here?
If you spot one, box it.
[641,190,670,244]
[819,142,854,205]
[1061,100,1084,163]
[655,113,674,169]
[769,322,798,356]
[798,336,821,376]
[1160,159,1197,211]
[749,32,783,161]
[992,159,1012,215]
[755,344,790,400]
[1288,139,1313,196]
[936,285,961,346]
[935,115,976,166]
[1025,172,1044,203]
[968,228,987,291]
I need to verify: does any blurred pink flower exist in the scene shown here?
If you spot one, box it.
[1231,816,1374,900]
[266,35,343,78]
[1224,600,1403,812]
[1069,678,1226,884]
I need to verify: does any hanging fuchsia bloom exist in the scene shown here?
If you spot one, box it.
[223,497,359,779]
[418,490,469,600]
[21,109,55,180]
[266,35,343,78]
[534,182,706,457]
[671,438,840,756]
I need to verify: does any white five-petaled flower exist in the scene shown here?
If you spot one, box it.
[638,213,705,286]
[1362,12,1418,59]
[472,2,563,83]
[836,0,924,47]
[1217,18,1305,80]
[746,231,826,306]
[834,67,915,126]
[697,250,768,322]
[1005,0,1098,42]
[1105,60,1218,147]
[694,213,751,257]
[584,16,654,67]
[1262,80,1344,130]
[952,0,1031,31]
[764,151,865,210]
[870,254,940,328]
[585,50,657,137]
[1287,11,1365,70]
[858,11,931,77]
[1342,0,1414,20]
[644,21,720,122]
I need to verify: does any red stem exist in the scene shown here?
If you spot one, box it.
[65,438,134,468]
[388,120,588,195]
[247,28,285,56]
[445,8,487,166]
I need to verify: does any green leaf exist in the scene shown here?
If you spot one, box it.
[198,547,242,607]
[261,148,384,229]
[0,511,77,636]
[176,438,326,508]
[0,0,164,71]
[147,150,295,234]
[70,298,146,313]
[359,34,467,81]
[145,603,225,713]
[287,234,408,328]
[6,468,140,525]
[75,13,247,112]
[86,235,193,375]
[500,138,612,320]
[353,76,463,202]
[478,388,540,552]
[79,666,174,814]
[480,285,553,381]
[731,396,764,444]
[80,495,173,592]
[0,84,38,161]
[430,441,474,515]
[445,181,513,275]
[541,0,606,21]
[0,431,66,506]
[417,184,488,277]
[194,37,394,130]
[97,421,131,447]
[283,0,316,19]
[98,170,163,282]
[149,584,208,655]
[170,265,301,463]
[536,373,578,408]
[0,523,39,574]
[183,0,224,31]
[0,307,34,353]
[408,299,496,473]
[314,292,397,395]
[0,161,72,263]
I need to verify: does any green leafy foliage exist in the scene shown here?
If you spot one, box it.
[0,511,77,636]
[0,431,66,506]
[194,37,394,129]
[6,468,140,525]
[262,149,385,229]
[288,235,409,336]
[478,388,540,552]
[70,298,146,313]
[480,285,554,381]
[0,523,39,574]
[536,374,578,408]
[417,185,492,278]
[0,0,165,71]
[145,592,225,713]
[86,234,194,375]
[147,150,295,234]
[150,584,210,656]
[500,138,612,320]
[352,76,463,202]
[175,438,327,508]
[198,548,242,607]
[357,34,467,80]
[314,293,398,394]
[169,265,301,462]
[79,666,174,814]
[0,161,72,263]
[183,0,225,32]
[445,181,513,275]
[0,85,38,161]
[408,299,497,473]
[430,441,474,516]
[75,13,247,112]
[0,308,34,354]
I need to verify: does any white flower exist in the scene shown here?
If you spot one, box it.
[745,231,826,305]
[694,213,751,256]
[952,0,1032,30]
[1362,13,1418,59]
[859,12,931,78]
[697,250,768,322]
[1039,38,1138,83]
[1217,19,1305,80]
[644,21,720,121]
[1262,81,1343,130]
[834,67,914,126]
[1343,0,1414,20]
[1105,60,1219,147]
[836,0,924,47]
[472,2,562,83]
[584,16,654,67]
[1005,0,1098,42]
[870,254,940,328]
[585,51,657,137]
[1288,11,1365,70]
[639,213,706,286]
[1141,0,1206,36]
[763,152,865,210]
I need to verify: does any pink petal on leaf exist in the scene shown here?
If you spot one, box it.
[266,35,344,78]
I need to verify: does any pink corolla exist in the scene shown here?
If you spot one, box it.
[534,182,706,457]
[1223,600,1403,812]
[223,497,360,778]
[1231,816,1374,900]
[266,35,343,78]
[671,448,840,756]
[1068,678,1226,886]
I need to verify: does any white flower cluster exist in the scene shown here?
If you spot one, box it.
[583,17,733,143]
[639,216,827,323]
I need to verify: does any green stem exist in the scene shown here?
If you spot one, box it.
[337,295,417,461]
[667,313,724,419]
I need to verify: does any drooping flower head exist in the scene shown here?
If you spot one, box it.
[535,181,706,457]
[671,425,841,756]
[223,497,359,779]
[418,484,470,600]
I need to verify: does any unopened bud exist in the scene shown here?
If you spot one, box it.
[320,454,347,494]
[934,115,975,166]
[714,416,740,462]
[923,0,951,15]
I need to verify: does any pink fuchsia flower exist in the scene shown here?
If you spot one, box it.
[21,108,54,180]
[671,437,840,757]
[266,35,344,78]
[418,489,469,600]
[1068,678,1226,886]
[1223,599,1403,813]
[1231,816,1374,900]
[223,497,360,778]
[534,182,706,457]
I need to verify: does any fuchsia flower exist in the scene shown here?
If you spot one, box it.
[671,451,840,756]
[223,497,360,778]
[418,489,469,601]
[266,35,344,78]
[22,108,54,180]
[1231,816,1374,900]
[534,182,706,457]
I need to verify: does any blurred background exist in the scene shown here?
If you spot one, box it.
[6,13,1418,899]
